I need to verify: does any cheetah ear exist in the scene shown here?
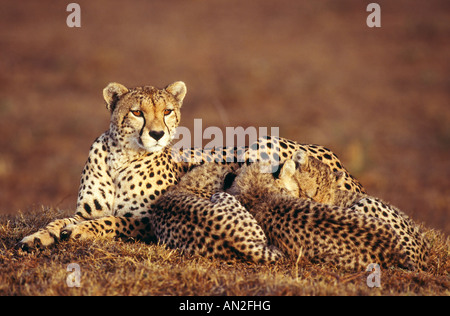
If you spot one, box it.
[292,150,308,169]
[280,160,296,179]
[334,171,345,184]
[103,82,129,113]
[165,81,187,104]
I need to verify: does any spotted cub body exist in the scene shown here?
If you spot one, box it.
[153,164,283,263]
[286,150,429,269]
[227,162,415,270]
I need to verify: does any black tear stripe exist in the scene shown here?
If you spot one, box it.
[163,117,169,135]
[139,115,146,137]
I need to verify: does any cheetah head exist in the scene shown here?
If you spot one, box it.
[288,150,345,200]
[103,81,186,153]
[226,160,300,198]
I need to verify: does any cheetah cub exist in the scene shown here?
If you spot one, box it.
[228,161,417,271]
[152,163,284,263]
[285,150,429,270]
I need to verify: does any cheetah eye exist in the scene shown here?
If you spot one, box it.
[163,109,173,116]
[131,110,143,117]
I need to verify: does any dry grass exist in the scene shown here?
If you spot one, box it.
[1,207,448,296]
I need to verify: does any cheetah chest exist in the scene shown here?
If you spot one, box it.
[111,152,179,217]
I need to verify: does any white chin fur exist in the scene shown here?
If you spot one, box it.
[139,136,169,153]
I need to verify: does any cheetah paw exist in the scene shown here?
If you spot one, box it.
[18,229,59,252]
[292,149,308,166]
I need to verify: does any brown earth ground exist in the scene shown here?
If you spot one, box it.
[0,0,449,295]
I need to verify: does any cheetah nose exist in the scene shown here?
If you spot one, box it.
[149,130,165,141]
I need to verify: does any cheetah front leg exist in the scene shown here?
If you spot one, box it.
[19,135,118,250]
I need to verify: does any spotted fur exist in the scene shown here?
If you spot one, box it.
[153,164,283,263]
[224,162,416,270]
[285,150,429,269]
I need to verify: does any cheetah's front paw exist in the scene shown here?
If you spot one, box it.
[19,229,60,251]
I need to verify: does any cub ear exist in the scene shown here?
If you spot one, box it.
[165,81,187,104]
[292,150,308,169]
[334,171,345,184]
[103,82,129,112]
[280,160,296,179]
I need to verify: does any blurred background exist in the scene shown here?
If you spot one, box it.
[0,0,449,234]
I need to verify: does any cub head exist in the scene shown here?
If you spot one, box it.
[103,81,186,153]
[288,150,345,203]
